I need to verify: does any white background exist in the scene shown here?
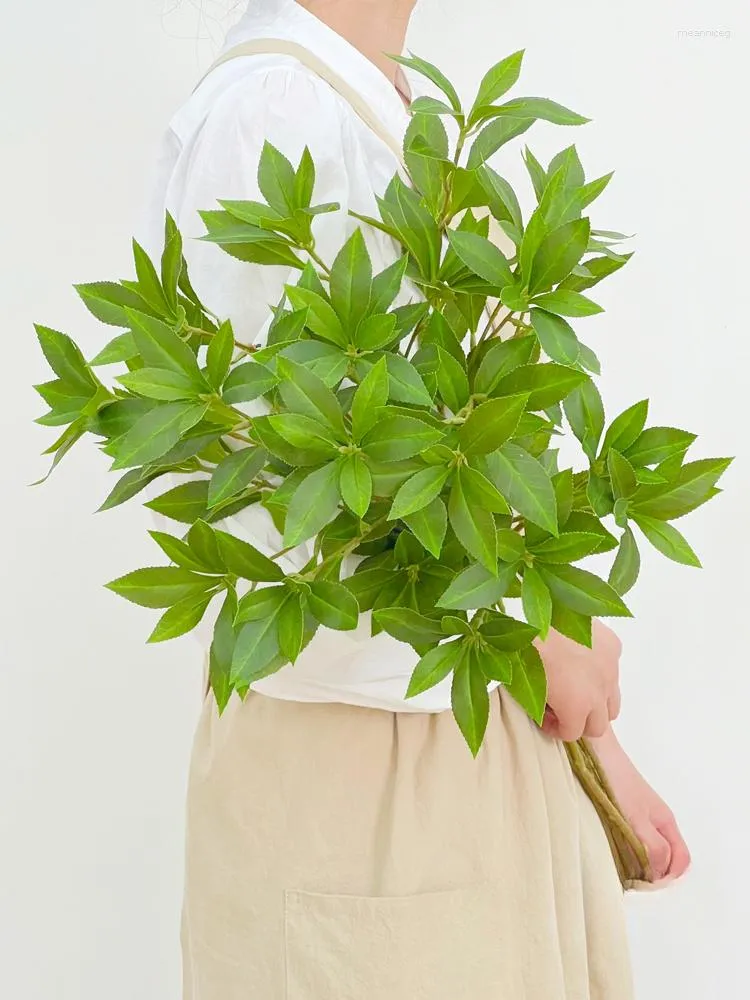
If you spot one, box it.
[2,0,748,996]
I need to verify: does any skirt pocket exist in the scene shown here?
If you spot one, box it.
[283,882,513,1000]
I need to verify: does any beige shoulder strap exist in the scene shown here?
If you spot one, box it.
[192,37,407,168]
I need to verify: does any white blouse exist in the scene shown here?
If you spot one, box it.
[136,0,502,712]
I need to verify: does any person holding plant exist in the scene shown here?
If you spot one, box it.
[104,0,697,996]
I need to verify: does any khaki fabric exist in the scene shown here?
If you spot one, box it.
[182,682,633,999]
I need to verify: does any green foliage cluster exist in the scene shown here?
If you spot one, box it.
[33,50,731,754]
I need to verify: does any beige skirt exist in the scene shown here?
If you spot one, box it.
[181,683,634,1000]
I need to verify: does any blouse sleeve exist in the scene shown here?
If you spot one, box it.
[144,65,364,648]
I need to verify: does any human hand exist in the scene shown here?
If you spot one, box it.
[534,619,621,741]
[589,727,692,884]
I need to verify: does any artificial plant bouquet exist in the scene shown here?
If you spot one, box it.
[33,50,730,775]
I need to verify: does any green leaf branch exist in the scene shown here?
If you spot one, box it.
[31,49,732,757]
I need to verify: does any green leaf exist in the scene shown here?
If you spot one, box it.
[34,325,97,392]
[109,401,208,470]
[531,289,603,317]
[406,638,463,697]
[206,320,235,389]
[529,531,602,563]
[389,465,450,520]
[473,336,536,395]
[222,360,278,404]
[370,255,409,313]
[521,565,552,638]
[478,613,538,652]
[452,650,490,756]
[470,49,524,120]
[132,239,171,314]
[402,496,448,559]
[148,590,214,643]
[338,453,373,517]
[361,413,443,463]
[105,566,214,609]
[551,467,574,525]
[505,645,547,725]
[198,211,303,268]
[277,592,305,663]
[600,400,649,457]
[355,313,398,351]
[187,519,225,573]
[523,146,548,199]
[148,530,210,572]
[608,525,641,596]
[231,613,282,685]
[408,95,458,117]
[550,604,592,646]
[529,310,581,366]
[285,285,347,347]
[624,426,697,467]
[494,97,590,126]
[351,355,389,440]
[448,474,497,572]
[560,252,632,293]
[75,281,150,328]
[484,443,559,535]
[213,528,284,581]
[436,347,470,413]
[234,586,287,625]
[478,643,514,683]
[123,308,203,381]
[631,457,732,519]
[257,140,296,214]
[294,145,316,209]
[461,465,511,513]
[446,230,513,288]
[537,562,632,617]
[608,449,637,499]
[459,394,528,455]
[208,447,266,508]
[496,528,525,562]
[308,580,359,630]
[494,363,588,411]
[377,174,441,279]
[372,607,444,648]
[208,588,238,712]
[267,412,339,454]
[283,460,342,546]
[436,560,517,610]
[384,354,434,406]
[631,513,702,567]
[329,227,372,332]
[277,355,346,438]
[115,367,201,401]
[145,479,209,523]
[528,218,591,295]
[466,116,535,169]
[563,379,605,461]
[475,165,524,230]
[388,51,462,112]
[89,331,139,366]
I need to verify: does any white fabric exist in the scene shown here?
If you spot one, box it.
[135,0,502,712]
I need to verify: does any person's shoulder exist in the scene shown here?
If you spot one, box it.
[202,57,351,142]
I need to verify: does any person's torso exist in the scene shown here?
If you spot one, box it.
[135,0,502,713]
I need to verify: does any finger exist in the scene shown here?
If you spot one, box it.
[636,824,672,881]
[583,705,610,738]
[554,712,588,743]
[657,816,691,879]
